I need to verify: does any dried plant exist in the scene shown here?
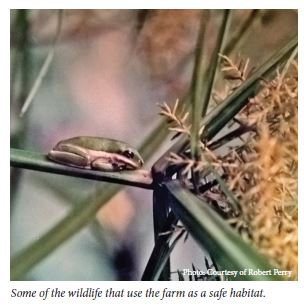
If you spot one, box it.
[168,147,237,178]
[219,54,251,83]
[159,99,234,176]
[213,54,254,106]
[224,61,298,279]
[158,99,193,137]
[159,55,298,280]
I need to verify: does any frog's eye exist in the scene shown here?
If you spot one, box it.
[123,150,135,159]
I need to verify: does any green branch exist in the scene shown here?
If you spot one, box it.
[11,148,153,189]
[165,181,282,281]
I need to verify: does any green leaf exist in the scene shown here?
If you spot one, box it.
[152,186,171,280]
[165,181,283,281]
[141,211,178,281]
[223,10,262,55]
[10,148,153,189]
[190,10,208,159]
[200,10,232,118]
[191,9,231,163]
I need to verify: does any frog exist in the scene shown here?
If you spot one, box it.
[48,136,144,171]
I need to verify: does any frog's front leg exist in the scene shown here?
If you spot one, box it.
[48,143,91,168]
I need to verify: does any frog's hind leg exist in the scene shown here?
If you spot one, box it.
[92,158,122,172]
[48,143,91,168]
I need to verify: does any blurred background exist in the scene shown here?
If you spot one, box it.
[10,9,297,280]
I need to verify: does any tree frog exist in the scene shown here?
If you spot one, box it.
[48,136,144,171]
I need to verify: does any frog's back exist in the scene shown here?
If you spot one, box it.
[62,136,130,152]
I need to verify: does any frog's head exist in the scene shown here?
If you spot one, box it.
[120,148,144,170]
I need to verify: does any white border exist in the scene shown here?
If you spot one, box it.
[2,2,303,307]
[5,0,304,9]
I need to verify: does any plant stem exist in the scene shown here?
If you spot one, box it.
[141,211,178,281]
[11,148,153,189]
[165,181,283,281]
[200,10,231,118]
[20,10,63,117]
[152,186,170,280]
[190,10,208,161]
[10,9,31,210]
[223,10,262,55]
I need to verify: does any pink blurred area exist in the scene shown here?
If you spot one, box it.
[69,29,136,135]
[27,9,197,151]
